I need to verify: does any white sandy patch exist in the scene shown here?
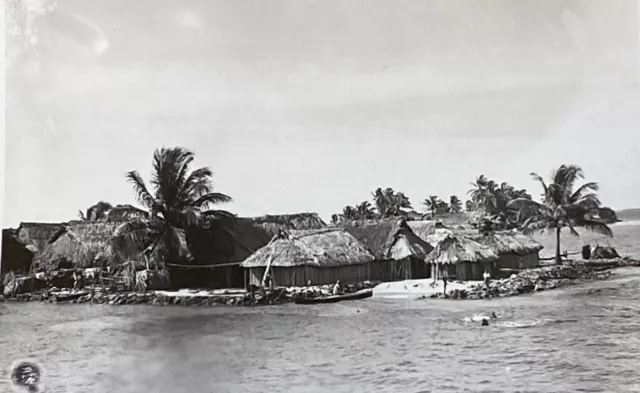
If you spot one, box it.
[372,278,482,299]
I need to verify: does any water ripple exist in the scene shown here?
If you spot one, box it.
[2,270,640,392]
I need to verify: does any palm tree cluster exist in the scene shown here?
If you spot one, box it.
[331,187,414,224]
[422,195,463,216]
[467,175,534,229]
[100,147,612,269]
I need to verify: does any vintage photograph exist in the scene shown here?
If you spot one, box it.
[2,0,640,392]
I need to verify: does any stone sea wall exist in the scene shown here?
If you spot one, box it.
[1,281,377,307]
[440,257,640,300]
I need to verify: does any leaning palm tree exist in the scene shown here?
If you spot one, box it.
[508,165,612,264]
[109,147,234,267]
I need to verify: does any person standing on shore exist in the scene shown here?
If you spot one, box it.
[483,271,491,289]
[332,280,341,295]
[442,276,448,297]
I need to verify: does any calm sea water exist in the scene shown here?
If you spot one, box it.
[1,267,640,393]
[1,222,639,393]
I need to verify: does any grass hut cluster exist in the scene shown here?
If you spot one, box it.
[2,208,545,293]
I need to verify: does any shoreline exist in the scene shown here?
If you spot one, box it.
[2,258,638,306]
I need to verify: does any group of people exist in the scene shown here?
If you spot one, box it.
[439,270,492,297]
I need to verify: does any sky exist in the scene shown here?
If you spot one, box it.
[3,0,640,227]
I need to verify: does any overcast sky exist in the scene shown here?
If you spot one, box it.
[3,0,640,227]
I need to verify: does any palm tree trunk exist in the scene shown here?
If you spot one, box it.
[555,227,562,265]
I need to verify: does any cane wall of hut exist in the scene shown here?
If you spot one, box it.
[247,264,370,287]
[410,257,430,279]
[516,253,539,269]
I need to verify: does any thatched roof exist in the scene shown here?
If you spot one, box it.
[341,218,433,260]
[246,213,327,237]
[32,222,123,272]
[469,231,544,255]
[241,228,374,268]
[407,220,477,247]
[1,229,34,275]
[425,234,499,265]
[15,222,65,252]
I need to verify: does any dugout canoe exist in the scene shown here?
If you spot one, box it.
[294,289,373,305]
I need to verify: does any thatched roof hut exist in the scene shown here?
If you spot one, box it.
[1,229,34,275]
[31,222,122,272]
[15,222,65,252]
[469,231,543,256]
[341,218,433,260]
[466,230,543,270]
[426,234,498,265]
[241,228,373,268]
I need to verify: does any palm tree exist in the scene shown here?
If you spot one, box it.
[372,187,412,217]
[508,165,612,264]
[78,201,114,221]
[423,195,440,216]
[465,200,473,212]
[448,196,462,213]
[341,205,359,221]
[355,201,375,219]
[468,175,501,214]
[109,147,234,267]
[372,188,391,216]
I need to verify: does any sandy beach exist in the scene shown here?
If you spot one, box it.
[372,278,482,299]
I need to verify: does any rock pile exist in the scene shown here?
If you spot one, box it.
[433,257,638,300]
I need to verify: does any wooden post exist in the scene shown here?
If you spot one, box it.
[261,250,275,287]
[243,268,247,291]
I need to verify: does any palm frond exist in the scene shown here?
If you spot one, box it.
[566,221,580,237]
[126,171,155,209]
[579,219,613,237]
[573,194,602,212]
[570,182,599,202]
[163,226,192,262]
[191,192,232,210]
[78,210,86,220]
[175,152,195,192]
[180,167,214,200]
[551,165,583,202]
[151,147,196,206]
[108,227,158,260]
[530,172,548,197]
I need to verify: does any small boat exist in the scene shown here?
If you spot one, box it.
[51,290,89,302]
[295,289,373,305]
